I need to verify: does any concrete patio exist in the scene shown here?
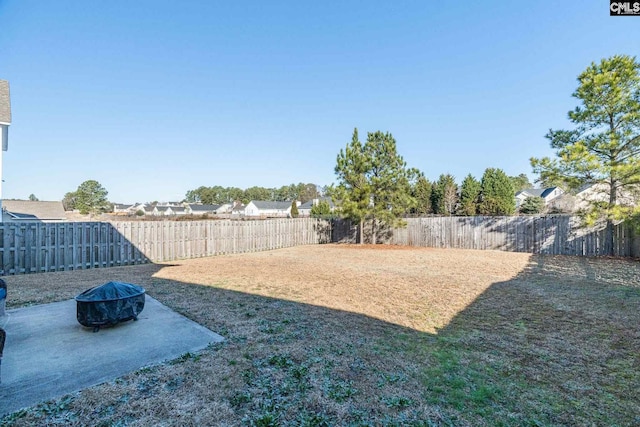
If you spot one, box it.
[0,296,224,416]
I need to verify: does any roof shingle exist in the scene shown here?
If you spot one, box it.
[189,204,220,212]
[2,200,66,221]
[251,201,292,210]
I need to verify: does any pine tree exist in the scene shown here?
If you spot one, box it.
[531,55,640,255]
[333,128,417,243]
[365,131,417,243]
[74,180,109,215]
[431,174,458,215]
[310,200,331,217]
[458,174,481,215]
[509,174,533,192]
[331,129,371,243]
[519,196,545,214]
[479,168,515,215]
[412,175,432,214]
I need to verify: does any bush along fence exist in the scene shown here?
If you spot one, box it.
[332,216,640,257]
[0,218,332,275]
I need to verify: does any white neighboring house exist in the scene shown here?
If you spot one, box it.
[215,203,233,214]
[135,203,154,215]
[150,202,185,216]
[2,200,67,222]
[573,183,638,211]
[0,80,11,221]
[515,187,564,209]
[298,197,336,217]
[113,203,130,214]
[156,201,182,207]
[188,204,220,216]
[230,202,246,217]
[154,206,175,216]
[115,203,152,216]
[540,183,639,214]
[171,206,187,216]
[244,201,297,218]
[113,203,139,215]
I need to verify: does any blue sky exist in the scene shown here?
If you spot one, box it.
[1,1,639,203]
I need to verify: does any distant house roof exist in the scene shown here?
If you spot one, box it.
[516,188,545,198]
[113,203,133,210]
[540,187,560,198]
[251,201,292,210]
[189,204,220,212]
[299,197,335,209]
[2,200,66,221]
[516,187,560,199]
[0,80,10,125]
[172,206,186,213]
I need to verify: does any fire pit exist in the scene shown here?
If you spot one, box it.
[75,282,145,332]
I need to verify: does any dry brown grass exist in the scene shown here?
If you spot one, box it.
[2,244,640,426]
[148,245,531,334]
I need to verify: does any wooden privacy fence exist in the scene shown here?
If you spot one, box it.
[0,218,332,275]
[1,215,637,275]
[334,216,640,257]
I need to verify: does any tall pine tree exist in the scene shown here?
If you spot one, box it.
[531,55,640,254]
[332,129,371,243]
[479,168,515,215]
[332,128,416,244]
[73,180,110,215]
[458,174,481,215]
[366,131,417,243]
[431,174,458,215]
[412,175,432,214]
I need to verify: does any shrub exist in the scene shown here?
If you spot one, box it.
[520,196,545,214]
[311,200,331,217]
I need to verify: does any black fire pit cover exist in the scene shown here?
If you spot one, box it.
[75,282,145,331]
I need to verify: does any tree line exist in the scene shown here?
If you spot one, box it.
[330,129,531,243]
[410,171,535,217]
[184,183,323,206]
[59,54,638,255]
[333,55,640,252]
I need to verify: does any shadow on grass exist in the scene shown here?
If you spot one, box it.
[2,254,640,426]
